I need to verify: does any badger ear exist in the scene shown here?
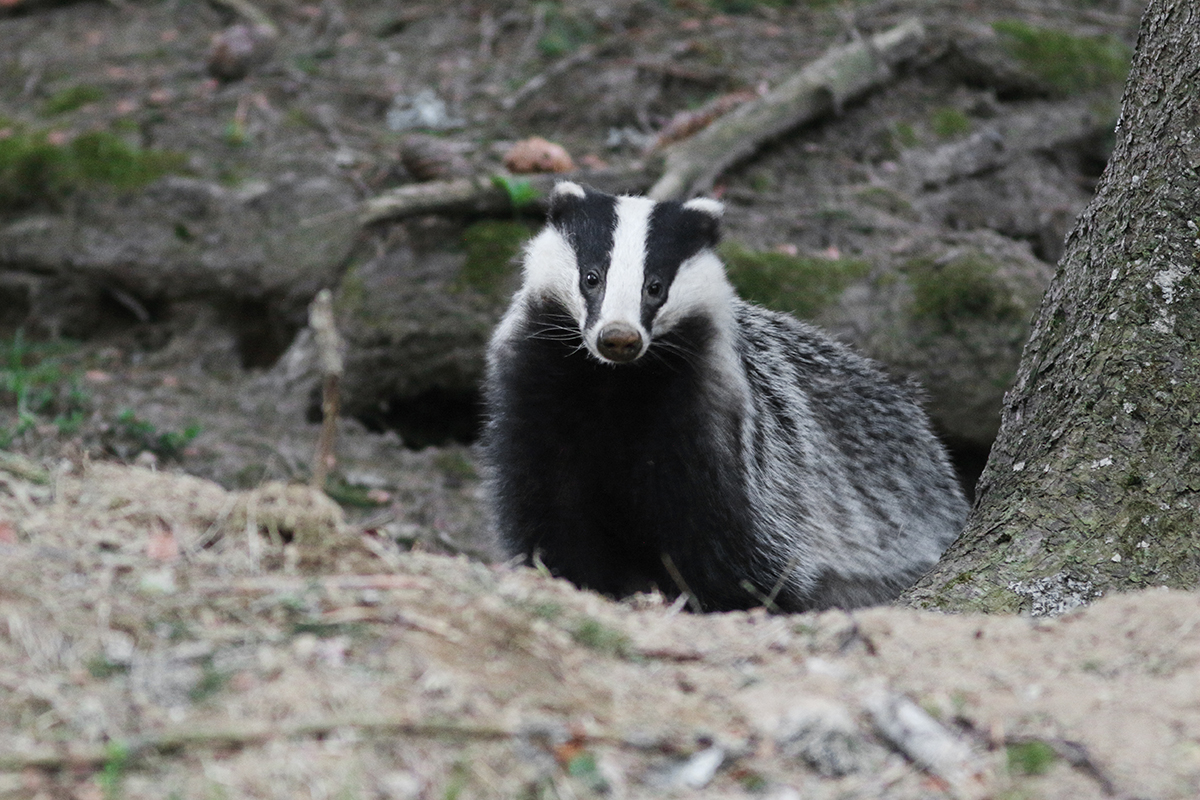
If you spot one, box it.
[682,196,723,247]
[547,181,587,225]
[682,196,724,219]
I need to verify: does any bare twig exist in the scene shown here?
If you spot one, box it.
[501,43,599,110]
[477,8,497,61]
[308,290,343,490]
[0,451,49,485]
[193,573,434,595]
[1005,735,1118,796]
[661,553,703,613]
[0,715,675,772]
[208,0,278,36]
[356,165,654,226]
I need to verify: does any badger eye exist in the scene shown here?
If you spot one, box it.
[584,271,600,288]
[646,280,663,298]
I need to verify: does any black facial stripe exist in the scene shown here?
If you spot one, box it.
[552,190,618,328]
[641,201,721,330]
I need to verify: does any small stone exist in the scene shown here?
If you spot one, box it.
[386,89,464,132]
[207,24,277,82]
[775,698,879,777]
[674,746,724,789]
[399,134,471,182]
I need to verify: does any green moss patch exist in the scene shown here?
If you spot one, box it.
[322,477,389,509]
[40,84,106,116]
[433,449,477,482]
[457,220,534,297]
[855,186,916,218]
[570,617,631,658]
[0,125,185,211]
[992,20,1131,95]
[892,121,919,148]
[1007,740,1058,776]
[536,3,596,58]
[930,106,971,138]
[904,253,1021,328]
[720,241,870,319]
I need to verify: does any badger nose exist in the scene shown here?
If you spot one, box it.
[597,323,643,363]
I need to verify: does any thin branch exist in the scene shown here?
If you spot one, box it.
[661,553,703,613]
[355,165,654,226]
[0,715,674,772]
[501,44,599,111]
[208,0,278,36]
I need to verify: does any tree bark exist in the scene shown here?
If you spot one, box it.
[905,0,1200,614]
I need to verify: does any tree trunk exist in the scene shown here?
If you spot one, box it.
[904,0,1200,614]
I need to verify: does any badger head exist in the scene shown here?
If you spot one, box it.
[520,181,731,365]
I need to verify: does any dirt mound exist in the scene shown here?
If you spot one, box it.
[2,458,1198,799]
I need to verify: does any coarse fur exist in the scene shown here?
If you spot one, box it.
[483,182,968,612]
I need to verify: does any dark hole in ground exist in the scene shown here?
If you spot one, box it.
[221,298,297,369]
[336,387,485,450]
[74,285,168,340]
[0,283,31,337]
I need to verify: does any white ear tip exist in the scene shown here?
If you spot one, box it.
[683,197,724,218]
[552,181,586,200]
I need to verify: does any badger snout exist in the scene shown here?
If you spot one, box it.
[596,323,643,363]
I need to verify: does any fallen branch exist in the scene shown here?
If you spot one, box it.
[646,90,759,152]
[0,717,513,772]
[193,573,435,595]
[649,18,930,200]
[0,714,674,772]
[865,690,988,800]
[357,165,654,225]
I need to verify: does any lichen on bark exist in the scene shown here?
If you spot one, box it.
[904,0,1200,613]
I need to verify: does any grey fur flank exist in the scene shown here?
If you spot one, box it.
[731,299,967,606]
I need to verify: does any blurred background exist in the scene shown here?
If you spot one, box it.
[0,0,1145,557]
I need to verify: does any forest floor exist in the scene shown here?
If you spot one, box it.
[2,456,1200,799]
[3,0,1200,798]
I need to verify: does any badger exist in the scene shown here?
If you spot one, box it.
[482,182,968,612]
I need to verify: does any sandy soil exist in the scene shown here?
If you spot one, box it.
[2,457,1198,799]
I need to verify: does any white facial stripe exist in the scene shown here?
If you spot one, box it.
[594,196,654,333]
[521,227,586,325]
[653,249,735,337]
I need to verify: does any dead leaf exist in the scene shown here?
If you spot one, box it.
[503,136,575,174]
[146,524,180,562]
